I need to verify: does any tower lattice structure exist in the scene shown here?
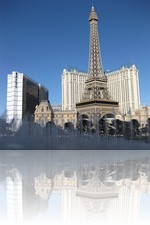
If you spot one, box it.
[82,6,111,101]
[76,6,118,125]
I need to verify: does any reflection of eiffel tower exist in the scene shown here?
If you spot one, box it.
[76,6,118,126]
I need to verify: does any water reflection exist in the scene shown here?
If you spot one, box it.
[0,150,150,225]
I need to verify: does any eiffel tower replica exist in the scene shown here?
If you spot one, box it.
[76,5,118,127]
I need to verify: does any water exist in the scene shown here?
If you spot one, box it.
[0,119,150,150]
[0,150,150,225]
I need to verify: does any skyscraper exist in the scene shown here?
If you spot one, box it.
[6,71,48,129]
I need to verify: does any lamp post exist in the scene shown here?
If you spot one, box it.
[146,106,150,142]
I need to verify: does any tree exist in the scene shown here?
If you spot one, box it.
[77,114,92,133]
[64,122,74,130]
[99,118,108,134]
[131,119,140,136]
[146,118,150,133]
[112,119,123,135]
[0,117,7,136]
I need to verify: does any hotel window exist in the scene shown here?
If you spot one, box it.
[15,73,18,88]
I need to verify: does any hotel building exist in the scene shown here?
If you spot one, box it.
[107,65,140,114]
[6,71,48,130]
[62,69,87,111]
[61,65,141,115]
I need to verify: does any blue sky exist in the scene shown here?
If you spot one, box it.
[0,0,150,115]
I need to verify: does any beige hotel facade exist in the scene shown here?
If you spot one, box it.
[62,65,141,115]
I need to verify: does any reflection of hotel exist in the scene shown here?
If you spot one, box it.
[34,171,78,220]
[1,157,150,224]
[33,162,150,225]
[6,169,23,224]
[6,169,49,224]
[34,173,52,200]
